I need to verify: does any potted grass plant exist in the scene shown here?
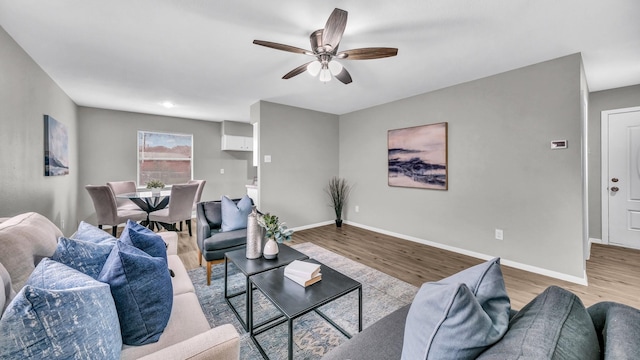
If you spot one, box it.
[325,176,352,227]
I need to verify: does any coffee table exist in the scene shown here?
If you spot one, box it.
[248,259,362,360]
[224,245,308,331]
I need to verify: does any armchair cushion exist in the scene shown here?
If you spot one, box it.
[221,195,252,232]
[98,241,173,345]
[0,259,121,360]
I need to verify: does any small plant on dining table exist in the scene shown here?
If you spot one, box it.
[145,179,165,189]
[257,213,294,243]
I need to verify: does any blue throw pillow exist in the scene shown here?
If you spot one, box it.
[221,195,252,232]
[119,220,167,263]
[98,241,173,345]
[0,259,121,360]
[401,258,510,360]
[73,221,117,243]
[51,236,115,279]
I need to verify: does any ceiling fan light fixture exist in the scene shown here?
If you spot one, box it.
[319,67,332,82]
[328,60,343,75]
[307,61,322,77]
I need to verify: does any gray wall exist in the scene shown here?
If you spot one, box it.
[256,101,339,228]
[339,54,586,278]
[0,25,78,235]
[588,84,640,240]
[77,107,256,223]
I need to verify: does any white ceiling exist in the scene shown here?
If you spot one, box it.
[1,1,638,122]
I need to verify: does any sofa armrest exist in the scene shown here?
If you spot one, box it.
[137,324,239,360]
[588,301,640,359]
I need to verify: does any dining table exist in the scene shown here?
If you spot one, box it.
[117,189,171,230]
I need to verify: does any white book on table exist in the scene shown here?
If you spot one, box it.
[285,271,322,287]
[284,260,321,279]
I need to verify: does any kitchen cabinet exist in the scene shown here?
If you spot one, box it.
[221,135,253,151]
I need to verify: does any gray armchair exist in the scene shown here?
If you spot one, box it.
[196,198,253,285]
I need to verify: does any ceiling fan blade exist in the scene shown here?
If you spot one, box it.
[253,40,313,56]
[337,47,398,60]
[282,61,314,79]
[322,8,348,52]
[334,67,353,84]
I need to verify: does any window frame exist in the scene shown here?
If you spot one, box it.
[137,130,194,187]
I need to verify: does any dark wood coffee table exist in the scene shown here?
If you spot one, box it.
[224,245,308,331]
[248,259,362,360]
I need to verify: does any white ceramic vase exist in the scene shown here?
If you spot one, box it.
[263,238,279,260]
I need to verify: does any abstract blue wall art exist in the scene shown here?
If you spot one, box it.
[388,122,448,190]
[44,115,69,176]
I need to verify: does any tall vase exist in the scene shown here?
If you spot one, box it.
[246,206,263,259]
[263,238,279,260]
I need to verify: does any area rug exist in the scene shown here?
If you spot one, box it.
[188,243,418,360]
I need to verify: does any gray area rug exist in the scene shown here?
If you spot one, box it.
[188,243,417,360]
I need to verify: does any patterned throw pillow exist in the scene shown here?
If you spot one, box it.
[0,259,121,359]
[221,195,252,232]
[119,220,167,263]
[50,236,115,279]
[72,221,117,243]
[401,258,511,360]
[98,241,173,345]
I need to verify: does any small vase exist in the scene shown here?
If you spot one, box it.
[335,219,343,227]
[246,206,263,259]
[263,238,279,260]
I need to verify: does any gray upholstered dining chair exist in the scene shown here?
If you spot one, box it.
[181,179,206,230]
[106,180,138,211]
[85,185,148,236]
[149,183,199,236]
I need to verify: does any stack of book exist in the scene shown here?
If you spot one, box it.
[284,260,322,287]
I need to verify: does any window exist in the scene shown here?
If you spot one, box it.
[138,131,193,186]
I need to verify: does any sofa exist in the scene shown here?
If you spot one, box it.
[197,197,254,285]
[0,212,240,360]
[323,258,640,360]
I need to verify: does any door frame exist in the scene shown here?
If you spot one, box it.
[601,106,640,245]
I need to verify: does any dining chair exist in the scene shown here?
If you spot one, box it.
[149,183,199,236]
[106,180,139,211]
[182,180,206,231]
[85,185,148,236]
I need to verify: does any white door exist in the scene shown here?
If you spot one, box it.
[603,107,640,248]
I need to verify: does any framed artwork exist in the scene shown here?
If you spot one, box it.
[44,115,69,176]
[388,122,448,190]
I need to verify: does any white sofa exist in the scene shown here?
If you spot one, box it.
[0,212,239,360]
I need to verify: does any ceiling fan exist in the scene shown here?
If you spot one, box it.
[253,8,398,84]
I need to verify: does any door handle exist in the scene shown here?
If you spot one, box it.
[611,186,620,192]
[611,178,619,183]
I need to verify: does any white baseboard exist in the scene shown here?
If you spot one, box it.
[344,221,588,286]
[290,220,334,232]
[589,238,603,244]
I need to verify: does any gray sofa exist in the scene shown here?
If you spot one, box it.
[0,212,240,360]
[324,284,640,359]
[196,198,251,285]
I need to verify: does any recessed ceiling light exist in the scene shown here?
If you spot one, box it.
[160,101,175,109]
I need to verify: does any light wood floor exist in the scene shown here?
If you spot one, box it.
[175,223,640,310]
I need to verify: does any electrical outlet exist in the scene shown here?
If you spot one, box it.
[220,168,225,174]
[61,220,65,230]
[355,205,360,213]
[495,229,504,241]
